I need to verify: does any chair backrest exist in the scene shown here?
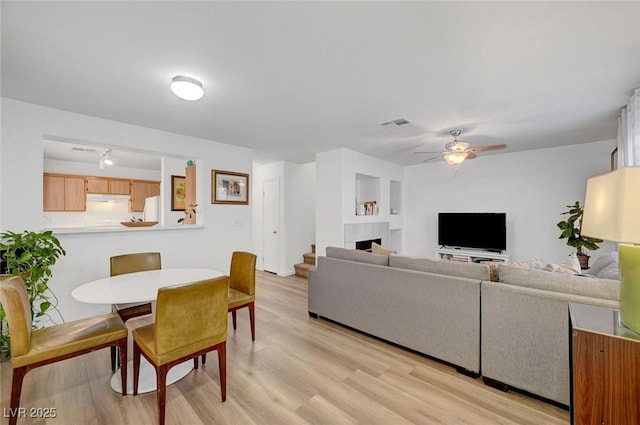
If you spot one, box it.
[154,276,228,356]
[0,276,32,357]
[110,252,161,277]
[229,251,256,295]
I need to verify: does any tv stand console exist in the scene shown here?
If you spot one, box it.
[435,247,510,263]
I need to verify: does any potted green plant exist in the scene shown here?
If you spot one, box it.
[557,201,602,269]
[0,230,66,355]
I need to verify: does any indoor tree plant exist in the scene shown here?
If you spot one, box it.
[557,201,602,269]
[0,229,66,355]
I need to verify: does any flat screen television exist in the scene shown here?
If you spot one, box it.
[438,212,506,252]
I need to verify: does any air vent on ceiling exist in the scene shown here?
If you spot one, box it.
[380,118,410,127]
[71,147,98,153]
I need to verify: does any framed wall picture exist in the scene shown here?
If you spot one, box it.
[211,170,249,205]
[171,175,186,211]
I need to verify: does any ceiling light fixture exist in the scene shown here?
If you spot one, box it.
[170,75,204,101]
[99,149,115,169]
[443,152,468,165]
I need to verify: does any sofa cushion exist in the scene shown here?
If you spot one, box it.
[498,264,619,301]
[542,253,581,274]
[596,262,620,280]
[325,246,389,266]
[389,255,490,281]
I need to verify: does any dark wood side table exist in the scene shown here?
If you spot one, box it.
[569,303,640,425]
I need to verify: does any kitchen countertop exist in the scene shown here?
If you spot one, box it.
[47,224,204,235]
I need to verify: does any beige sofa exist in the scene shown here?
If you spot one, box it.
[308,247,620,406]
[309,246,491,376]
[481,264,619,405]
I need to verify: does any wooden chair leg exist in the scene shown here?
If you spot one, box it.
[218,342,226,402]
[8,366,27,425]
[157,365,168,425]
[249,302,255,341]
[232,310,237,330]
[133,341,141,396]
[111,346,118,372]
[118,337,127,396]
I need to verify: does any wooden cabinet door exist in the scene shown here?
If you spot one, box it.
[573,329,640,425]
[110,179,130,195]
[86,177,109,194]
[147,182,160,197]
[130,181,147,212]
[130,180,160,212]
[64,177,86,211]
[43,175,65,211]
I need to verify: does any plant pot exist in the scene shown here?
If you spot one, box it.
[577,253,590,270]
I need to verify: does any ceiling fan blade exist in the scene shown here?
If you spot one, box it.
[422,155,442,163]
[465,153,478,160]
[467,144,507,153]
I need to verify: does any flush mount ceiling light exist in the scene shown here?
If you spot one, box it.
[170,75,204,101]
[99,149,115,169]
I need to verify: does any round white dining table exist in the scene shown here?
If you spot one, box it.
[71,268,225,394]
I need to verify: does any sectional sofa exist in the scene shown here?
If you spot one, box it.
[308,246,620,406]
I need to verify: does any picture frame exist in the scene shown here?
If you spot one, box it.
[611,147,618,171]
[211,170,249,205]
[171,175,186,211]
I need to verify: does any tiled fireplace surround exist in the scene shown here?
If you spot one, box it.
[344,222,390,250]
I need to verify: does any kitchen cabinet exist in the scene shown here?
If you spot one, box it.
[130,180,161,212]
[86,177,130,195]
[43,173,86,211]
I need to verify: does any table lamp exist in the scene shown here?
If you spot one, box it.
[581,167,640,333]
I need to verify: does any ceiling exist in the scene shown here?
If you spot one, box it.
[3,1,640,167]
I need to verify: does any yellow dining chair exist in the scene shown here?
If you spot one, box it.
[228,251,257,340]
[0,276,128,425]
[109,251,161,371]
[132,276,229,425]
[202,251,256,366]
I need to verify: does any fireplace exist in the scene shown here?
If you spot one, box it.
[356,238,382,252]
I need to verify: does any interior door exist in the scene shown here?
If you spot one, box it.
[263,179,279,274]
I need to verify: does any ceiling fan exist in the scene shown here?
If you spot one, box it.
[414,130,506,164]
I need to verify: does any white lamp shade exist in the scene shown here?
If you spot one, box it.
[581,167,640,244]
[170,76,204,101]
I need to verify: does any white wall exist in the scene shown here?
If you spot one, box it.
[1,98,253,321]
[315,148,403,258]
[252,161,315,275]
[403,140,617,263]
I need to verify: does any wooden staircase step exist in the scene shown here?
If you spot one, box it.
[303,252,316,265]
[294,262,314,278]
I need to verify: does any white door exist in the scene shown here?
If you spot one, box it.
[263,179,279,273]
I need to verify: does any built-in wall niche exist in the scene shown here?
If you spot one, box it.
[355,173,380,216]
[390,180,401,215]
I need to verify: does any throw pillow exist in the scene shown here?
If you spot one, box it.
[588,251,618,276]
[371,242,397,255]
[596,262,620,280]
[506,258,545,269]
[558,252,581,274]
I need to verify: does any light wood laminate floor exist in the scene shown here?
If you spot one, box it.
[1,271,569,424]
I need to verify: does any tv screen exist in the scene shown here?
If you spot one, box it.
[438,212,506,251]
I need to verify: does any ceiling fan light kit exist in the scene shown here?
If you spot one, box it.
[414,129,506,165]
[443,152,468,165]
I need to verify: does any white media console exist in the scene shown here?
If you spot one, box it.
[435,247,510,263]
